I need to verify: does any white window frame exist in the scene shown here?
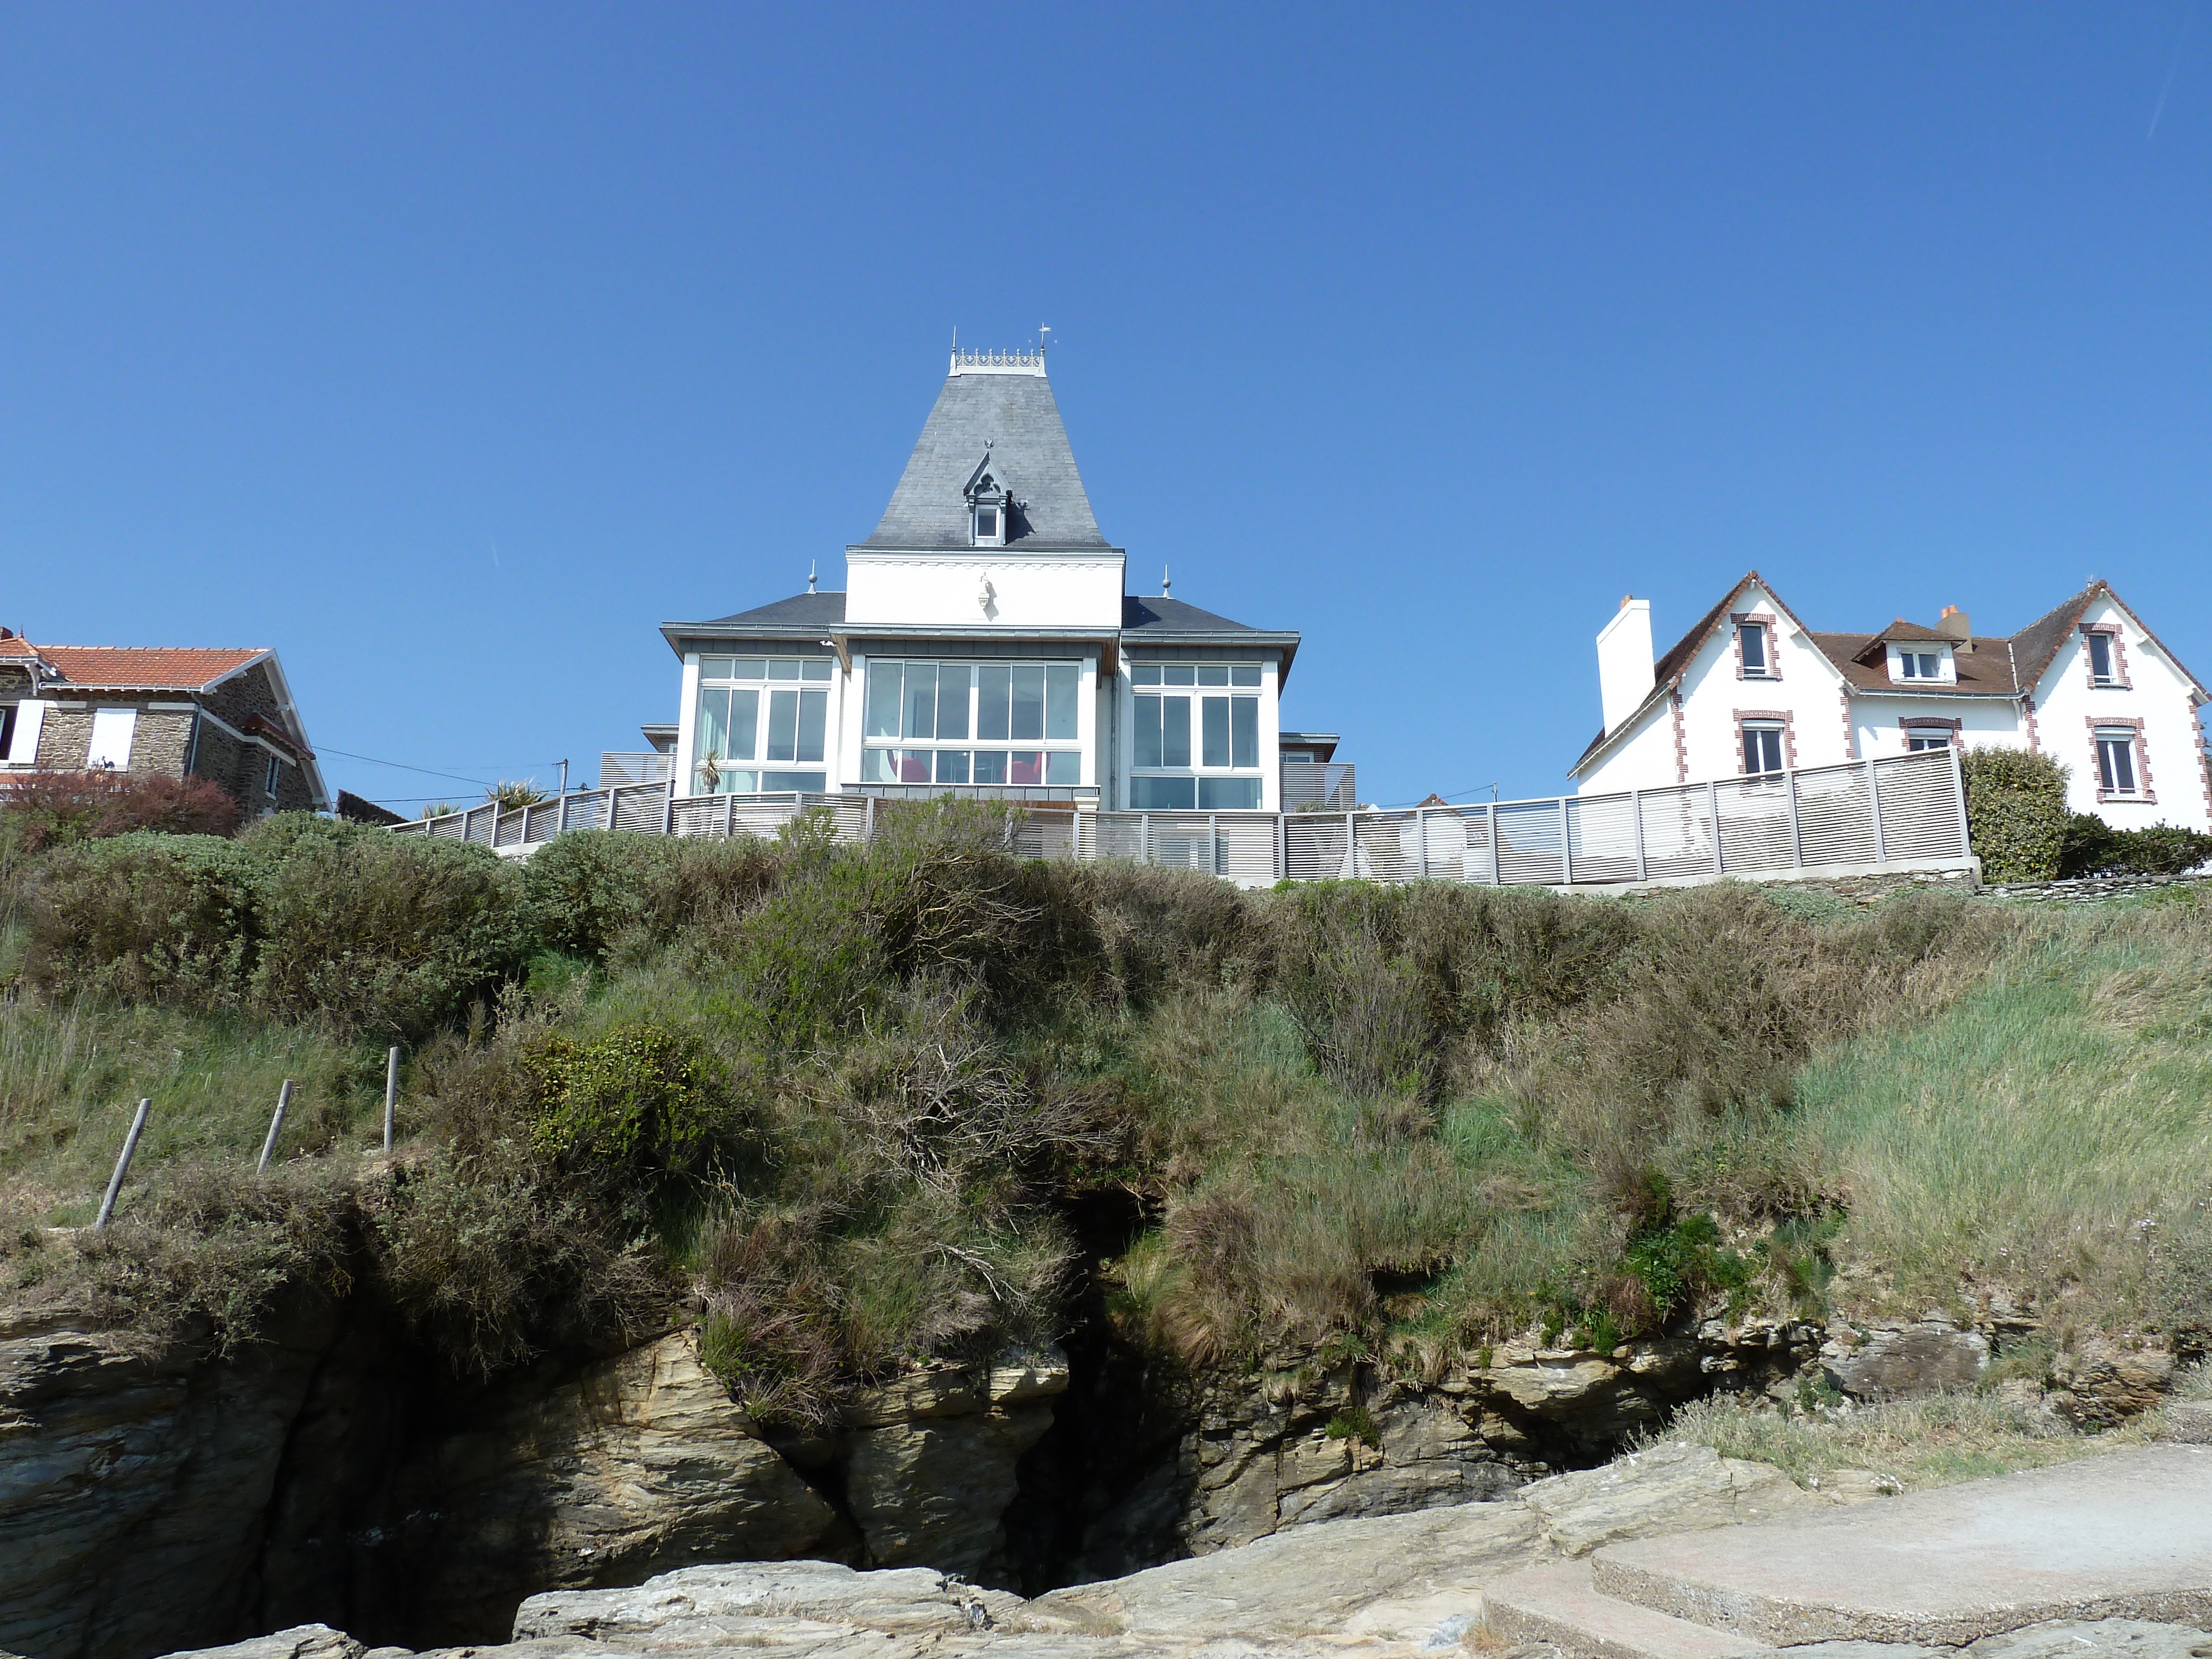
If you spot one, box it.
[692,656,834,794]
[1737,621,1772,677]
[1892,649,1947,683]
[1741,721,1787,777]
[1905,731,1951,753]
[1,699,44,765]
[860,658,1083,789]
[2087,632,2118,686]
[2095,727,2141,796]
[1129,662,1267,810]
[265,752,284,797]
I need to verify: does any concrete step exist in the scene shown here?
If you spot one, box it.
[1590,1444,2212,1647]
[1480,1560,1772,1659]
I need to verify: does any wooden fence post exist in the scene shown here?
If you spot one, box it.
[95,1099,151,1229]
[383,1046,400,1156]
[256,1079,295,1175]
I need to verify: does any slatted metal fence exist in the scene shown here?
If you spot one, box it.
[394,747,1973,889]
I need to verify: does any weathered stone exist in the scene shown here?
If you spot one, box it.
[0,1306,332,1659]
[513,1561,1034,1640]
[844,1406,1057,1575]
[395,1331,837,1639]
[843,1370,984,1428]
[2047,1338,2174,1429]
[1520,1439,1824,1557]
[2155,1399,2212,1445]
[1822,1322,1988,1400]
[147,1627,366,1659]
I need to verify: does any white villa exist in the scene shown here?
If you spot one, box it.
[1572,572,2212,833]
[655,349,1313,813]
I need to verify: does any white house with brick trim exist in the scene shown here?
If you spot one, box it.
[1571,573,2212,833]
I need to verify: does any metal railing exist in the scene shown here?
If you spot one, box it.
[598,751,675,787]
[394,749,1973,888]
[1280,760,1358,812]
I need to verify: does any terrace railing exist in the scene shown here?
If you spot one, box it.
[393,748,1974,889]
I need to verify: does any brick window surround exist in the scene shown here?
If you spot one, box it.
[1731,613,1781,681]
[2080,623,2132,690]
[1735,708,1798,775]
[1670,690,1689,785]
[2086,716,2155,805]
[1900,716,1964,752]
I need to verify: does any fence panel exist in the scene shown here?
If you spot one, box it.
[1010,806,1079,862]
[1494,800,1567,886]
[1285,813,1350,881]
[1794,764,1878,867]
[1414,807,1494,884]
[609,784,669,834]
[1872,752,1965,862]
[1216,814,1281,881]
[1633,786,1713,880]
[1566,794,1640,885]
[1715,778,1797,872]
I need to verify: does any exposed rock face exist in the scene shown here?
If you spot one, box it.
[1821,1318,1990,1400]
[389,1332,841,1637]
[0,1305,332,1659]
[1518,1441,1827,1557]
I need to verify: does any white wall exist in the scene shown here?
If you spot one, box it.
[846,552,1125,629]
[1850,696,2027,762]
[2030,596,2211,833]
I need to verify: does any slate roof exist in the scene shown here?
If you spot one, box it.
[1121,595,1269,634]
[0,640,269,690]
[861,370,1109,550]
[691,591,849,630]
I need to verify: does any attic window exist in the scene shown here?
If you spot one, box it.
[973,504,1000,544]
[1895,650,1944,681]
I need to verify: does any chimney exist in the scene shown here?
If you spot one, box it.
[1597,597,1655,734]
[1938,605,1973,654]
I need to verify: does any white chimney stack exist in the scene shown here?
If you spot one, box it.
[1597,596,1655,734]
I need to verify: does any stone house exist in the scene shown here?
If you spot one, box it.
[1571,573,2212,833]
[0,634,330,815]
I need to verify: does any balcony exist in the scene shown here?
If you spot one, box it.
[1281,760,1357,812]
[599,751,674,787]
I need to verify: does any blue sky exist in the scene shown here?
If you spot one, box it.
[5,4,2210,811]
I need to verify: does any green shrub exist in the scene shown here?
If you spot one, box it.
[2058,813,2212,879]
[244,816,536,1036]
[22,833,259,1006]
[1961,749,2068,883]
[523,830,783,960]
[526,1020,722,1180]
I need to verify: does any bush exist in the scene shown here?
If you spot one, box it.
[2058,813,2212,879]
[522,830,782,960]
[1961,749,2068,883]
[526,1020,723,1181]
[244,816,536,1036]
[2,770,241,855]
[22,833,259,1006]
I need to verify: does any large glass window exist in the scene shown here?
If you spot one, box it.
[862,659,1083,787]
[1129,661,1266,807]
[694,657,830,792]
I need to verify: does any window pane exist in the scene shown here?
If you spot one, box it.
[862,748,894,782]
[973,749,1006,784]
[696,688,729,766]
[1164,664,1196,686]
[866,661,904,738]
[1132,776,1195,810]
[768,690,798,762]
[1011,665,1045,740]
[732,658,766,680]
[1046,751,1081,785]
[2100,735,2136,793]
[701,656,734,680]
[802,659,832,682]
[897,750,932,783]
[727,690,759,761]
[1202,696,1230,767]
[1197,665,1229,687]
[1199,777,1261,810]
[1045,662,1078,739]
[723,770,758,794]
[2090,634,2113,680]
[762,771,825,792]
[1134,695,1163,769]
[904,663,937,740]
[936,749,971,784]
[1132,664,1162,686]
[1008,750,1043,785]
[937,664,972,739]
[796,690,827,764]
[1230,664,1261,687]
[978,665,1011,739]
[769,659,802,681]
[1739,625,1765,672]
[1162,696,1191,768]
[1232,697,1258,768]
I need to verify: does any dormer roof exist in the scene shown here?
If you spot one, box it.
[860,355,1109,551]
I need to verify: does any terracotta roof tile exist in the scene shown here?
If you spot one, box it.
[19,645,267,690]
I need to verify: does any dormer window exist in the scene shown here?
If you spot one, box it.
[964,451,1012,547]
[1893,649,1945,682]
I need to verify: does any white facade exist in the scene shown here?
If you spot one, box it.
[659,352,1303,812]
[1573,575,2211,833]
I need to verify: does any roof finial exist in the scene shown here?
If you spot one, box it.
[807,560,818,594]
[1162,565,1171,597]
